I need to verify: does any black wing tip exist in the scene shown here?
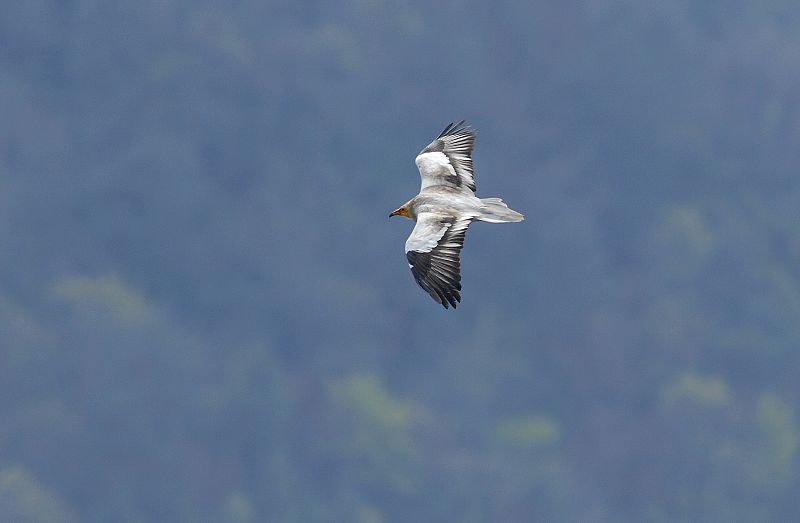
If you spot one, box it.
[433,282,461,309]
[439,291,462,309]
[407,249,463,309]
[437,120,476,139]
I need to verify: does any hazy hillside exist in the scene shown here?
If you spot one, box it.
[2,1,800,521]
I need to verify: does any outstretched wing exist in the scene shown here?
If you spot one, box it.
[415,121,477,194]
[405,212,473,309]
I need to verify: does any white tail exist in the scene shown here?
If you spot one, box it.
[477,197,524,223]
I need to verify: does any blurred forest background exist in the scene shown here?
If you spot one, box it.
[2,1,800,521]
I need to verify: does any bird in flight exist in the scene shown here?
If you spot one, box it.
[390,121,524,308]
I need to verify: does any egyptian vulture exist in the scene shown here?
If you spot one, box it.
[389,121,524,308]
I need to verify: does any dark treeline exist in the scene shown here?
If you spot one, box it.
[2,1,800,521]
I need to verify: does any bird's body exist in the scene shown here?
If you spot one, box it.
[390,121,524,308]
[400,187,478,220]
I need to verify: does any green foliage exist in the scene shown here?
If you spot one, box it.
[50,274,156,326]
[662,372,731,410]
[0,467,75,523]
[331,374,413,457]
[494,415,561,449]
[753,393,798,486]
[330,373,415,494]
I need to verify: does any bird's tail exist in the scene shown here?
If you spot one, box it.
[477,197,524,223]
